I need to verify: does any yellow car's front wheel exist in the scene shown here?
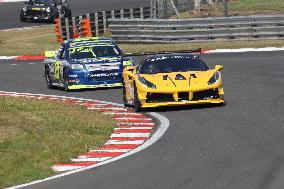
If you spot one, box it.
[133,84,142,112]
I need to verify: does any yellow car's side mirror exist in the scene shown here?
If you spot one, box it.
[45,51,56,58]
[124,66,136,72]
[214,65,224,71]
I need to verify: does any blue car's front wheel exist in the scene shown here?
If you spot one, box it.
[63,70,69,92]
[45,67,54,89]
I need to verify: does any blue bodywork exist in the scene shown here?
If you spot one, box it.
[43,37,132,90]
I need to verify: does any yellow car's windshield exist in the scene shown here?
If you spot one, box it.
[139,55,209,74]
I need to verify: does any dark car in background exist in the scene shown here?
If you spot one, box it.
[20,0,72,23]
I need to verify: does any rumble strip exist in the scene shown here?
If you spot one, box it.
[0,91,169,180]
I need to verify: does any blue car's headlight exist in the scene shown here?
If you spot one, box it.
[71,64,85,70]
[138,76,156,89]
[46,7,51,13]
[208,71,220,85]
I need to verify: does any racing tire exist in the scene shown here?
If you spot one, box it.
[65,9,72,18]
[133,84,142,112]
[122,81,130,107]
[63,70,70,92]
[45,67,54,89]
[20,13,26,22]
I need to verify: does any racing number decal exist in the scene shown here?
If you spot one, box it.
[55,61,61,80]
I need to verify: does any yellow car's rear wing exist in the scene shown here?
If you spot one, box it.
[122,48,202,57]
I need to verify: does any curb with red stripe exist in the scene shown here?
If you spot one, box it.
[0,91,157,172]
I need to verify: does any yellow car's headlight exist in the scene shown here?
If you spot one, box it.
[208,71,220,85]
[138,76,156,89]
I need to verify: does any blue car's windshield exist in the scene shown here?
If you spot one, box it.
[69,45,121,60]
[139,55,209,74]
[28,0,52,5]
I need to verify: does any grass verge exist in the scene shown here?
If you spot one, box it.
[0,96,116,188]
[0,24,284,56]
[173,0,284,18]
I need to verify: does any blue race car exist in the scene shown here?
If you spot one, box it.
[43,37,132,91]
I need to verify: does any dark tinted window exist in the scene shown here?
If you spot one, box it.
[69,46,121,60]
[138,55,209,74]
[28,0,52,5]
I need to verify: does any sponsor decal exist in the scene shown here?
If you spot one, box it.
[90,73,119,77]
[69,74,78,78]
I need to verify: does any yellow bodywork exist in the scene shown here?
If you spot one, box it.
[123,66,224,108]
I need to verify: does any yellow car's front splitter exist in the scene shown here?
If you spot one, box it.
[140,98,224,108]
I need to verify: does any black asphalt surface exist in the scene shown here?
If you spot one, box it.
[0,0,150,30]
[1,51,284,189]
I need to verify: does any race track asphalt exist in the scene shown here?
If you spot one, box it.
[1,51,284,189]
[0,0,150,30]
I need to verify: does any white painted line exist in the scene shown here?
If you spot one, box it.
[52,165,90,172]
[90,149,131,153]
[0,0,26,3]
[111,133,151,138]
[106,140,145,145]
[206,47,284,54]
[72,157,111,162]
[0,56,18,59]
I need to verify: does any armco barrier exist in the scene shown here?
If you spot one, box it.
[57,6,152,41]
[108,14,284,43]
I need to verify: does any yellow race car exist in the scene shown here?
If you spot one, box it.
[122,51,224,111]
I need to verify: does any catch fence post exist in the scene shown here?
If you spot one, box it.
[102,11,107,34]
[65,18,70,40]
[140,7,144,19]
[95,13,99,36]
[120,9,124,19]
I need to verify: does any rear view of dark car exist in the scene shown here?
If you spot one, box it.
[20,0,72,23]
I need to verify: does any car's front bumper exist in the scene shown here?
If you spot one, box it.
[137,83,224,108]
[140,98,224,108]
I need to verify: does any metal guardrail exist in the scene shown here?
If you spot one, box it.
[59,6,152,40]
[109,14,284,43]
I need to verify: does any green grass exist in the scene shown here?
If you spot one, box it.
[0,96,116,188]
[1,26,284,56]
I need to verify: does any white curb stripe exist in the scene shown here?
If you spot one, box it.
[114,117,152,120]
[111,133,151,138]
[114,127,153,130]
[106,140,145,145]
[117,122,155,126]
[90,149,131,153]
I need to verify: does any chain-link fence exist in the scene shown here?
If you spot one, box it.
[152,0,284,18]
